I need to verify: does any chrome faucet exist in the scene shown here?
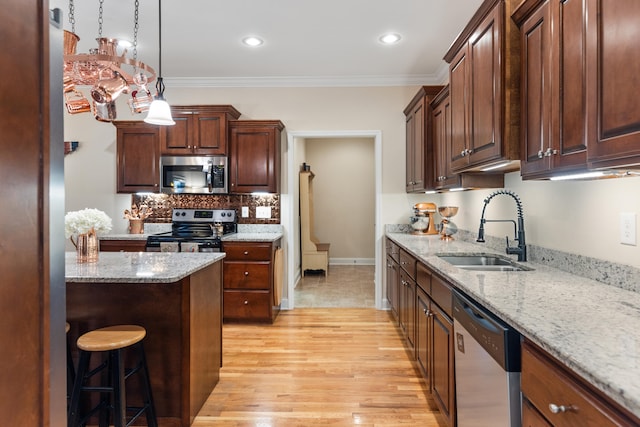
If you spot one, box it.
[476,190,527,262]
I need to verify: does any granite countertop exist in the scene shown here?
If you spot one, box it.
[100,232,284,243]
[222,232,283,242]
[99,233,149,240]
[386,232,640,418]
[65,252,225,283]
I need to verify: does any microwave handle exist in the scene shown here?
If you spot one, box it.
[204,161,213,193]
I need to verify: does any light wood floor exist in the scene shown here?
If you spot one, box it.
[193,308,445,426]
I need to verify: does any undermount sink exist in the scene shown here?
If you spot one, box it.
[437,254,533,272]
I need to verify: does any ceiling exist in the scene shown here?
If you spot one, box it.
[57,0,485,87]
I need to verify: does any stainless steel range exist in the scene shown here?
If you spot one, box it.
[145,208,237,252]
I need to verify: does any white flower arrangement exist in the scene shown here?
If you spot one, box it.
[64,208,113,238]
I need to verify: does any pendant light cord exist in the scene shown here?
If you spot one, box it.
[156,0,166,98]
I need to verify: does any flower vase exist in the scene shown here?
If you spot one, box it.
[129,219,144,234]
[74,228,99,263]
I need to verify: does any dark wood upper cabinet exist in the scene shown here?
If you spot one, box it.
[404,86,443,193]
[586,0,640,169]
[444,0,521,174]
[229,120,284,194]
[162,105,241,155]
[115,121,161,193]
[515,0,640,177]
[514,0,589,179]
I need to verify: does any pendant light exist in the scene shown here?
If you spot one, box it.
[144,0,175,125]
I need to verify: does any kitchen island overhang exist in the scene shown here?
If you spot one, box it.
[66,251,225,427]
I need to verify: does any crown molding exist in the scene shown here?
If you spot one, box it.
[164,72,447,88]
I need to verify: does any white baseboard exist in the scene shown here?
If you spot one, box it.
[330,258,375,266]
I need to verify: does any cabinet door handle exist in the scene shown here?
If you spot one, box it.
[544,147,558,157]
[538,150,544,159]
[548,403,569,414]
[460,150,466,157]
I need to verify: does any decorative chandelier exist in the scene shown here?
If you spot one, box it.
[63,0,156,122]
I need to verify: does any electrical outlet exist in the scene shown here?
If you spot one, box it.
[256,206,271,219]
[620,212,637,246]
[241,206,249,218]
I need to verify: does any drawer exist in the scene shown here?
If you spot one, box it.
[431,274,452,318]
[223,290,271,321]
[99,239,147,252]
[223,242,271,261]
[416,262,431,294]
[399,249,416,279]
[224,262,270,289]
[386,239,400,263]
[522,341,634,427]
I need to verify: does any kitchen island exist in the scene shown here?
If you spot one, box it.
[386,232,640,422]
[66,251,225,427]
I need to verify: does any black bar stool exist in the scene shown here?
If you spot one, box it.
[67,325,158,427]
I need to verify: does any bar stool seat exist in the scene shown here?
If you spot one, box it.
[67,325,158,427]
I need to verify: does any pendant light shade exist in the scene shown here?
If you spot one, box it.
[144,78,175,125]
[144,0,174,125]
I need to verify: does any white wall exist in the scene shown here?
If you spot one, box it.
[440,172,640,269]
[305,137,375,263]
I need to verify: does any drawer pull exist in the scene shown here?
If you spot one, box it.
[549,403,569,414]
[244,271,249,276]
[244,251,249,255]
[244,300,249,305]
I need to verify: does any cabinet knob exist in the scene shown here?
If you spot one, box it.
[538,150,544,159]
[460,150,466,157]
[244,300,249,305]
[548,403,569,414]
[544,147,558,157]
[244,251,249,255]
[244,271,249,276]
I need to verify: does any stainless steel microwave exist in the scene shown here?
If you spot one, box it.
[160,156,228,194]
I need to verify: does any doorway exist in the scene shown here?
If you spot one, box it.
[285,130,383,310]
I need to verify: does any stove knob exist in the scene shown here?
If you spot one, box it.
[181,212,186,216]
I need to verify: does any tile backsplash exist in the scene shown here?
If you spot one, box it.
[132,193,280,224]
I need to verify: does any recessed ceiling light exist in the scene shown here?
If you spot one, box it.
[242,36,264,47]
[379,33,401,45]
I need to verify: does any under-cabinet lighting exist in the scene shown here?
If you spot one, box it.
[424,190,437,194]
[449,187,465,192]
[549,171,607,181]
[481,161,512,172]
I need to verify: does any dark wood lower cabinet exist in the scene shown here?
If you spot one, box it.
[522,339,640,427]
[431,304,455,427]
[386,238,456,427]
[99,239,147,252]
[222,240,281,323]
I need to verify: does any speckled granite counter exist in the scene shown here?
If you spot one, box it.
[98,233,149,241]
[222,232,283,243]
[386,232,640,418]
[65,251,225,283]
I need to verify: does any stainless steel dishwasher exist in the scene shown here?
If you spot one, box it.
[453,290,522,427]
